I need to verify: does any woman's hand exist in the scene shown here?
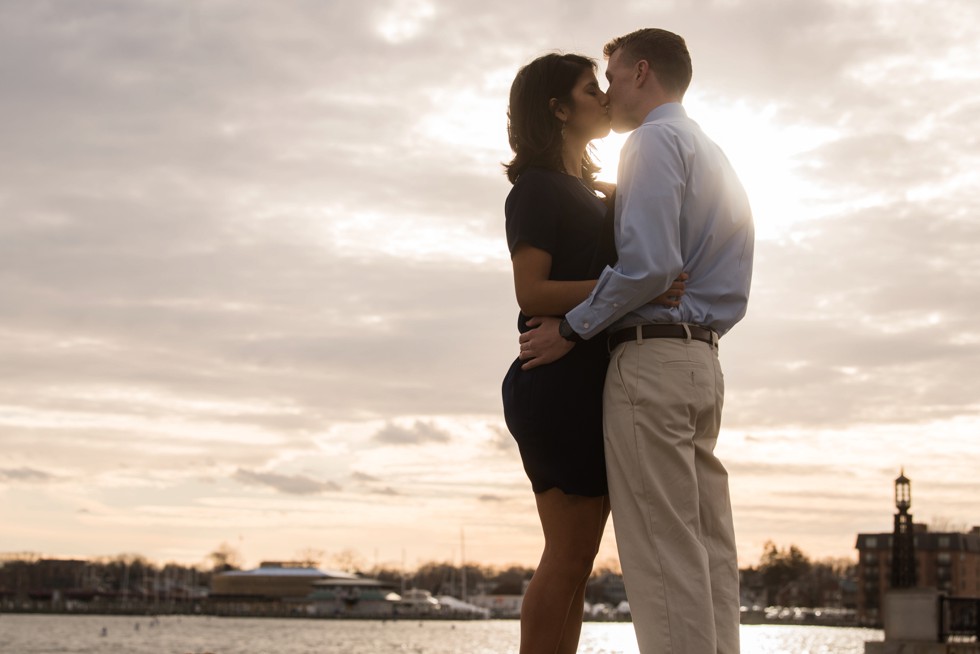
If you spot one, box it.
[650,273,688,308]
[593,181,616,204]
[593,180,616,197]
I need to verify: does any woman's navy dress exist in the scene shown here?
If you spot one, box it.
[501,168,616,497]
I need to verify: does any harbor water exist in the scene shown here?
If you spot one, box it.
[0,614,884,653]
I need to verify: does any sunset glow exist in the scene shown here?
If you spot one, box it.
[2,0,979,572]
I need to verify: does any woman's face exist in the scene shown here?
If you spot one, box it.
[562,69,611,141]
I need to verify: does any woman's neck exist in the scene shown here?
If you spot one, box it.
[561,138,587,178]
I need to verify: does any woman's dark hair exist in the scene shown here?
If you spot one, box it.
[504,53,600,185]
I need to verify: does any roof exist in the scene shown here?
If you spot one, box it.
[217,565,358,580]
[855,529,980,552]
[311,577,393,588]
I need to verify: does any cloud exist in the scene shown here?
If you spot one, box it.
[232,469,340,495]
[726,461,853,478]
[350,470,399,495]
[1,0,979,567]
[799,133,947,192]
[487,424,517,452]
[373,421,452,445]
[0,467,56,483]
[722,198,980,430]
[371,487,400,496]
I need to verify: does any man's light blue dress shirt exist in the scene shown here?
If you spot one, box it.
[565,103,754,338]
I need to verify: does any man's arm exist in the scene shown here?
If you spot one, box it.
[564,125,688,338]
[517,274,688,370]
[517,125,689,370]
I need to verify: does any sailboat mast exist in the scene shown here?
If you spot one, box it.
[460,527,467,602]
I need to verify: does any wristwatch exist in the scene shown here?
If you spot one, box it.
[558,318,583,343]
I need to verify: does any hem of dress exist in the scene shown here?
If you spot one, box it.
[531,483,608,498]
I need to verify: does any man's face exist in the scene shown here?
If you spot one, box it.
[604,48,636,133]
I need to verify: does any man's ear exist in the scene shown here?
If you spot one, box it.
[635,59,651,87]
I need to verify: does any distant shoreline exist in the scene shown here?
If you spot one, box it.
[1,604,867,628]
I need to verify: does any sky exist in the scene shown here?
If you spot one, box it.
[1,0,979,573]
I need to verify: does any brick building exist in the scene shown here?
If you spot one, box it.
[854,473,980,626]
[856,526,980,624]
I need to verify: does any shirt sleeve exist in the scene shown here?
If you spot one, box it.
[565,124,687,339]
[504,173,560,255]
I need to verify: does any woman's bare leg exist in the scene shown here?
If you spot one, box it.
[520,489,610,654]
[555,495,610,654]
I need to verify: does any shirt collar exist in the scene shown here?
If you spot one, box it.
[642,102,687,124]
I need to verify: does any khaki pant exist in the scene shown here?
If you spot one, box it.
[604,330,739,654]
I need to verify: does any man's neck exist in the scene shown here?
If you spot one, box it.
[621,103,658,131]
[636,96,682,123]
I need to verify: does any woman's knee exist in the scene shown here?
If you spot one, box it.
[543,544,598,581]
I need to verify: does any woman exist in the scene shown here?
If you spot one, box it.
[501,53,684,654]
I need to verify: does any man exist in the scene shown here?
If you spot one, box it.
[519,28,754,654]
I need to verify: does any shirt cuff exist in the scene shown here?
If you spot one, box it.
[565,304,601,340]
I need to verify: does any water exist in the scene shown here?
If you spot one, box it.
[0,615,883,653]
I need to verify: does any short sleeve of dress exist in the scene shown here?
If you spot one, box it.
[504,170,560,255]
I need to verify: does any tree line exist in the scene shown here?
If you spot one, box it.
[741,541,857,608]
[1,541,857,608]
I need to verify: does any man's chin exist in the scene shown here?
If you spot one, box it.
[608,115,632,133]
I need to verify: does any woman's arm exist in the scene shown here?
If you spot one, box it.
[512,243,687,316]
[511,243,595,316]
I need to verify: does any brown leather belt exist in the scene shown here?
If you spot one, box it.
[608,324,718,349]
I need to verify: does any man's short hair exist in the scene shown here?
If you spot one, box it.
[604,28,692,98]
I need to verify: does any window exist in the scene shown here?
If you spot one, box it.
[938,552,951,564]
[866,537,877,548]
[938,536,950,548]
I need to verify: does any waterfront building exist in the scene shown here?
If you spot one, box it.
[209,561,402,617]
[855,474,980,626]
[210,561,387,600]
[308,578,399,618]
[468,592,524,619]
